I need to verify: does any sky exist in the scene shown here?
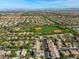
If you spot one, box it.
[0,0,79,10]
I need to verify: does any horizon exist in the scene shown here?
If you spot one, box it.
[0,0,79,10]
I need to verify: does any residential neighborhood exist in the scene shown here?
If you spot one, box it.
[0,13,79,59]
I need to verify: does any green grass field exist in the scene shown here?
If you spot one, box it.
[34,25,77,35]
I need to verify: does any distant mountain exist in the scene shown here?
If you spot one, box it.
[0,8,79,13]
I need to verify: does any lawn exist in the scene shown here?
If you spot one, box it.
[41,26,59,32]
[34,25,78,35]
[34,26,62,35]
